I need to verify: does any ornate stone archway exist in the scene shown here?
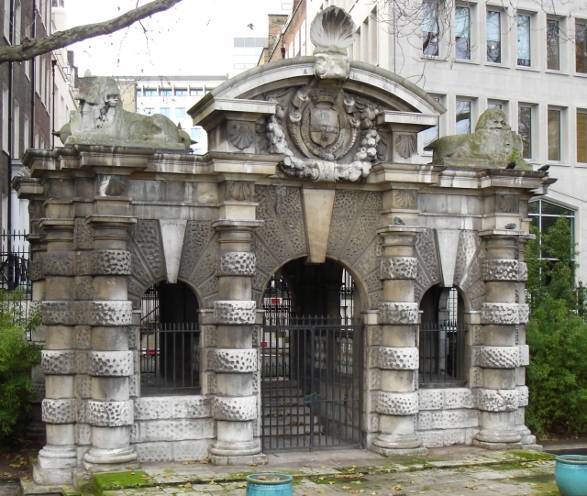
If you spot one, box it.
[19,6,548,487]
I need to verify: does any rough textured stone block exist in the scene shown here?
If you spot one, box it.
[517,386,529,407]
[214,396,257,421]
[132,418,215,442]
[86,400,133,426]
[44,251,75,276]
[375,391,418,415]
[380,257,418,280]
[219,252,256,276]
[214,301,256,324]
[41,350,76,375]
[134,396,211,420]
[475,388,518,412]
[473,346,520,368]
[417,409,478,430]
[378,302,419,324]
[375,346,418,370]
[210,348,257,373]
[41,398,76,424]
[481,303,529,325]
[482,260,527,281]
[88,350,133,376]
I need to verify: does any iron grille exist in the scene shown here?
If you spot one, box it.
[261,316,363,451]
[140,321,201,395]
[419,320,467,387]
[0,230,34,334]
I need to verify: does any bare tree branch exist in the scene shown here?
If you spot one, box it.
[0,0,184,63]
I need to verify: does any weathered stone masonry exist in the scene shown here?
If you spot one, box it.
[18,7,550,487]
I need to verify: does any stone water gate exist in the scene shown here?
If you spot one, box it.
[18,7,551,486]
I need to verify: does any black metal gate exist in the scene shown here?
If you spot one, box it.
[261,315,363,451]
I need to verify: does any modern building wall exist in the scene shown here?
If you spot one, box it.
[270,0,587,284]
[115,75,227,155]
[0,0,76,234]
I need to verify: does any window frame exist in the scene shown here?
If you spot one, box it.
[486,8,503,64]
[547,107,563,162]
[518,103,534,160]
[547,16,561,71]
[577,109,587,164]
[576,18,587,74]
[456,97,474,135]
[516,12,532,67]
[455,3,471,60]
[528,198,576,263]
[422,0,441,57]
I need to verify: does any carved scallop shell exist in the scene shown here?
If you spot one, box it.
[310,6,355,54]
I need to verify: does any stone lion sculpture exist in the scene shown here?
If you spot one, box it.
[428,108,530,170]
[58,77,191,151]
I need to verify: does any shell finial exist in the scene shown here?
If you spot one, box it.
[310,6,355,55]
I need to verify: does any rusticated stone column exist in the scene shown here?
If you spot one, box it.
[209,218,265,465]
[35,200,78,485]
[372,225,425,455]
[83,196,137,470]
[474,233,528,449]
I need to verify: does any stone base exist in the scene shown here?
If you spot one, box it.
[473,439,523,450]
[83,446,138,472]
[20,478,70,496]
[32,464,73,486]
[371,445,428,457]
[209,453,268,465]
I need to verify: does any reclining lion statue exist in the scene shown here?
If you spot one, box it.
[58,77,191,151]
[428,108,530,170]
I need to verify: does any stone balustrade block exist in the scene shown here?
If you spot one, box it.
[42,301,133,326]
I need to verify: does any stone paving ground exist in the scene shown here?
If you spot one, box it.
[18,447,559,496]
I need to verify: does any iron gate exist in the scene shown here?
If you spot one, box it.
[261,316,363,451]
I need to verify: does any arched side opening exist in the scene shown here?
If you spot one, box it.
[419,286,467,387]
[140,281,200,396]
[260,257,363,451]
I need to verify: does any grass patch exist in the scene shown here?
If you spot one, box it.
[506,450,555,462]
[81,471,154,494]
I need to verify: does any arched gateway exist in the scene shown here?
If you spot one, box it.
[20,6,550,486]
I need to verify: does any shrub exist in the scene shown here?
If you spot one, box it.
[526,218,587,438]
[0,291,41,446]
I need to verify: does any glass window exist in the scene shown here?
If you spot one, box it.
[456,99,472,135]
[577,110,587,163]
[420,95,442,149]
[528,199,575,261]
[517,14,531,66]
[175,88,187,96]
[175,107,186,120]
[576,20,587,73]
[547,18,560,70]
[518,104,533,159]
[159,88,172,97]
[548,109,562,161]
[136,88,142,97]
[143,88,156,97]
[190,87,203,96]
[487,10,502,63]
[159,107,171,118]
[455,5,470,60]
[488,99,506,111]
[422,0,440,56]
